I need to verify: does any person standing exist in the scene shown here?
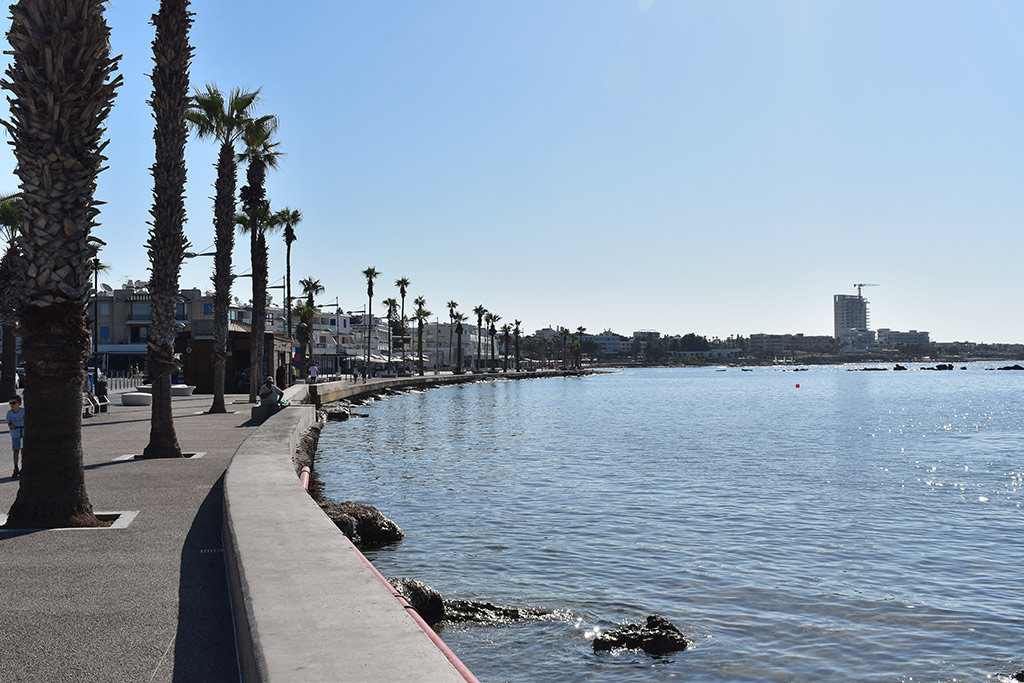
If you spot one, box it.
[308,362,318,383]
[7,395,24,478]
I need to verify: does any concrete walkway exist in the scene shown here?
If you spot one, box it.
[0,391,257,682]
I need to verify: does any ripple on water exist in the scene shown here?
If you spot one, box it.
[316,367,1024,682]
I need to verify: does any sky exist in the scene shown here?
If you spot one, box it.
[2,1,1024,343]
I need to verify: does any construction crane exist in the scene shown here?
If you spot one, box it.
[853,283,879,298]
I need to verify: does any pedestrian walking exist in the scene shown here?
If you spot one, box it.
[7,394,24,478]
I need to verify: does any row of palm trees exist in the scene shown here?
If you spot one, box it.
[0,1,317,528]
[350,269,535,376]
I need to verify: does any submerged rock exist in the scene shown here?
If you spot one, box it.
[320,501,404,549]
[592,614,690,655]
[443,598,552,624]
[389,577,444,626]
[998,364,1024,371]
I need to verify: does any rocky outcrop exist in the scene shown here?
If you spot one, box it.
[388,577,445,626]
[443,598,552,624]
[894,364,908,371]
[319,501,404,549]
[592,615,690,655]
[322,405,350,421]
[998,364,1024,371]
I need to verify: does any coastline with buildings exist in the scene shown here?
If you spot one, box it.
[63,281,1021,392]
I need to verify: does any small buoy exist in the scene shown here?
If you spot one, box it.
[795,383,800,388]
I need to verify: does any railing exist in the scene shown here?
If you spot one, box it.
[102,372,147,392]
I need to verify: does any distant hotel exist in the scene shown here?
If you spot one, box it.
[833,289,928,351]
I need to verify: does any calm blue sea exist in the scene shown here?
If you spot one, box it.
[314,365,1024,682]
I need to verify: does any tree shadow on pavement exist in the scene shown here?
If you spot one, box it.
[172,474,239,682]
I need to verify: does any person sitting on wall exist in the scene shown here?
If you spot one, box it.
[258,376,285,412]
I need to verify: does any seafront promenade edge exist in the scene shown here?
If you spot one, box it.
[0,371,586,681]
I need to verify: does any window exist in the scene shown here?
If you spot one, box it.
[99,326,110,341]
[204,303,213,315]
[99,302,110,315]
[175,302,187,320]
[130,302,151,320]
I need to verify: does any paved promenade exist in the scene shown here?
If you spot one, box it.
[0,389,258,682]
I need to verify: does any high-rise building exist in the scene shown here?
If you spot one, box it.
[833,294,869,339]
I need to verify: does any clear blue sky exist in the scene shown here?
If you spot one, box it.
[3,1,1023,343]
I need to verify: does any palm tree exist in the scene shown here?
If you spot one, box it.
[513,319,522,371]
[88,239,110,390]
[576,326,587,369]
[187,84,263,412]
[486,312,501,371]
[142,0,193,460]
[395,277,410,331]
[291,300,314,379]
[382,298,398,372]
[443,300,457,368]
[559,327,570,369]
[413,300,431,376]
[473,305,487,373]
[238,117,282,401]
[362,267,379,381]
[298,276,323,378]
[3,0,120,528]
[501,323,511,371]
[278,208,302,384]
[453,312,467,373]
[0,195,22,400]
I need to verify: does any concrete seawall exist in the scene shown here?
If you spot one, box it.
[223,384,470,682]
[223,371,589,681]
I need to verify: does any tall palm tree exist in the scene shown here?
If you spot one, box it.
[559,327,570,369]
[362,267,379,380]
[0,195,22,400]
[238,117,282,401]
[187,84,263,412]
[298,275,323,377]
[413,300,431,377]
[513,319,522,371]
[446,300,458,368]
[501,323,511,371]
[88,239,110,390]
[453,312,467,373]
[278,208,302,384]
[382,297,398,372]
[143,0,193,460]
[576,326,587,369]
[486,312,501,371]
[395,277,410,332]
[3,0,121,528]
[473,305,487,373]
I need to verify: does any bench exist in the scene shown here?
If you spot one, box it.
[121,392,153,406]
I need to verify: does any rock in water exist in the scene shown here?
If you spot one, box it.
[443,598,551,624]
[320,501,404,549]
[592,614,690,655]
[388,577,444,626]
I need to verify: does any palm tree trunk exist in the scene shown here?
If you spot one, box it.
[250,231,268,401]
[417,326,424,376]
[0,323,17,398]
[3,0,118,528]
[7,304,97,528]
[142,0,191,459]
[285,242,292,386]
[210,144,234,413]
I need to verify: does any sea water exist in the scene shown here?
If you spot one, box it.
[314,365,1024,682]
